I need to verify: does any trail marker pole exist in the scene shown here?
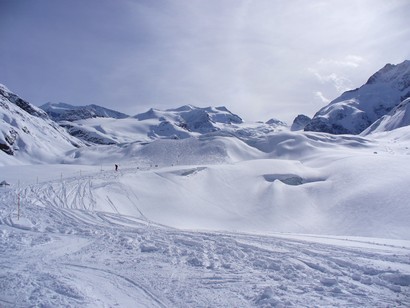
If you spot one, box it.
[17,180,20,220]
[17,193,20,221]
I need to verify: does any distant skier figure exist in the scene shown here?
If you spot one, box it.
[115,164,118,171]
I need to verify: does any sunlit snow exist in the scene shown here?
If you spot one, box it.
[1,83,410,307]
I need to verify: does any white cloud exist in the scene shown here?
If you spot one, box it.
[308,55,367,108]
[315,91,330,104]
[310,70,354,94]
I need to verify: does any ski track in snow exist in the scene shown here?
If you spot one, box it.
[0,166,409,307]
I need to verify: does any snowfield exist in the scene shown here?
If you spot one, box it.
[1,126,410,307]
[1,197,410,307]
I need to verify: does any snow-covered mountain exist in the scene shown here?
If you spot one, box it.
[40,102,129,121]
[134,105,243,133]
[305,60,410,134]
[0,84,83,164]
[265,118,287,127]
[362,97,410,135]
[60,105,246,145]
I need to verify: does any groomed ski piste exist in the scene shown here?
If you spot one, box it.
[1,128,410,307]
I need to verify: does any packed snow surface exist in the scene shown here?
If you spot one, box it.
[1,124,410,306]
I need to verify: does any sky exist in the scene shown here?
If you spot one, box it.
[1,0,410,123]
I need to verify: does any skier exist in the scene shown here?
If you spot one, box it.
[115,164,118,171]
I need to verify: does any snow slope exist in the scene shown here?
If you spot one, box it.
[1,180,409,307]
[2,129,408,239]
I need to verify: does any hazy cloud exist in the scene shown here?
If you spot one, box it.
[309,55,364,95]
[317,56,364,69]
[1,0,410,123]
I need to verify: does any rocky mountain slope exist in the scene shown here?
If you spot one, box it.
[0,84,83,164]
[305,60,410,134]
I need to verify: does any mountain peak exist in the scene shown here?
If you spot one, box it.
[366,60,410,86]
[132,105,243,136]
[166,105,196,112]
